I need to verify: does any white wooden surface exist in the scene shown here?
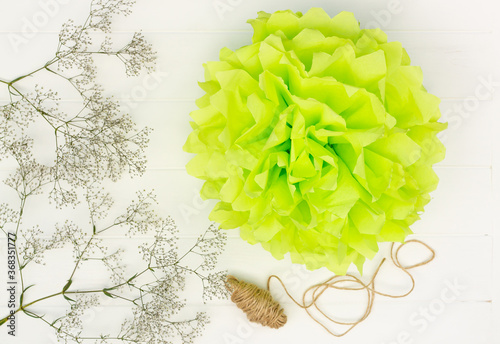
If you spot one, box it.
[0,0,499,343]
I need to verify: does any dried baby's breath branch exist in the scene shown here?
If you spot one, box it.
[1,0,155,208]
[0,193,227,343]
[0,1,228,343]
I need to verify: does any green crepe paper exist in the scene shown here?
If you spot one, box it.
[184,8,446,275]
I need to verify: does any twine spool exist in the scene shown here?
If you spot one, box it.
[225,240,435,337]
[225,275,287,329]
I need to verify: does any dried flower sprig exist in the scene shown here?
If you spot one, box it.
[0,189,227,344]
[0,1,228,343]
[0,0,156,207]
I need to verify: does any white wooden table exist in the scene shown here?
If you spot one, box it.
[0,1,498,343]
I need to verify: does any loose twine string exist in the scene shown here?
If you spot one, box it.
[225,239,435,336]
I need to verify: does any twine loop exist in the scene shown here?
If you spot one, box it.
[225,239,435,336]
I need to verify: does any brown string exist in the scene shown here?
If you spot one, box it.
[225,239,435,336]
[225,275,287,328]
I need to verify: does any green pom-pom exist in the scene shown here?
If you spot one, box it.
[184,8,446,275]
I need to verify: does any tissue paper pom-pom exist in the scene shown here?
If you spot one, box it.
[184,8,446,275]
